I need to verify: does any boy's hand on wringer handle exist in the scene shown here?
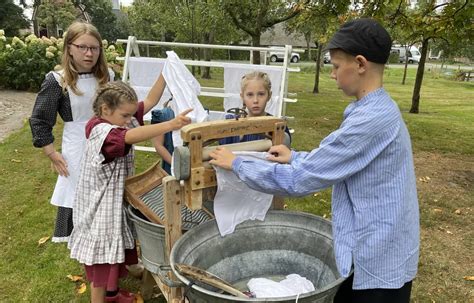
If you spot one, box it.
[266,145,291,164]
[170,108,193,130]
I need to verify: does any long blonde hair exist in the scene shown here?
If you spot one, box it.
[61,21,109,95]
[92,81,138,117]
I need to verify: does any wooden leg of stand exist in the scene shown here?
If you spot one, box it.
[163,177,184,302]
[141,269,156,300]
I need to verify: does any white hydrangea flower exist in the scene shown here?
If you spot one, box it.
[58,51,63,57]
[102,39,108,48]
[0,29,4,36]
[25,34,37,43]
[6,44,12,49]
[0,36,6,42]
[50,36,57,43]
[12,36,20,45]
[12,37,25,47]
[107,45,115,51]
[57,41,64,50]
[47,46,57,53]
[42,36,53,45]
[45,51,55,58]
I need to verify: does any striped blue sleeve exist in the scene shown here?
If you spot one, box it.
[232,111,400,197]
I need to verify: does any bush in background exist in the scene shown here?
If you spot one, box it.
[0,30,123,92]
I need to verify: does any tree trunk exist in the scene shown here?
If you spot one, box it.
[313,42,322,94]
[201,32,212,79]
[304,32,311,60]
[402,46,409,85]
[251,34,261,65]
[410,39,429,114]
[402,61,408,85]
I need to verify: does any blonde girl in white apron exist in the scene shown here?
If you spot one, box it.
[30,22,112,243]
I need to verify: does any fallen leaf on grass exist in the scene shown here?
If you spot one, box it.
[463,276,474,281]
[446,230,453,235]
[418,176,431,183]
[134,292,144,303]
[10,159,22,163]
[37,236,50,246]
[433,208,443,213]
[67,274,83,282]
[76,282,87,294]
[454,209,461,215]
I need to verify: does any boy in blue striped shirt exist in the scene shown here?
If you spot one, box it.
[210,18,419,303]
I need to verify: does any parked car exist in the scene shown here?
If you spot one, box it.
[391,45,421,64]
[323,52,331,64]
[268,47,300,63]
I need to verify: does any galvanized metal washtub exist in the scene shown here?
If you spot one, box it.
[170,210,348,303]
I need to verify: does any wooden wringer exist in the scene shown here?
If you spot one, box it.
[142,116,288,302]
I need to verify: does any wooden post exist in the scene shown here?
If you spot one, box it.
[163,176,184,302]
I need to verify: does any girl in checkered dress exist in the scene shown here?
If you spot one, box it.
[68,78,192,303]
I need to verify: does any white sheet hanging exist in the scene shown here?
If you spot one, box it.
[212,151,273,236]
[128,57,172,121]
[223,63,284,116]
[162,51,208,146]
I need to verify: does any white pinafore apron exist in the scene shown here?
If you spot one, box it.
[50,73,99,208]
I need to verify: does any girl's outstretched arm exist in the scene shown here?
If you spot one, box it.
[125,109,193,145]
[143,73,166,114]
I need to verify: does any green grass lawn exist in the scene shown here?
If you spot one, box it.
[0,66,472,302]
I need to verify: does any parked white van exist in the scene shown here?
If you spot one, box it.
[392,45,421,64]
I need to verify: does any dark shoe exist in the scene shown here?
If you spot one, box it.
[105,289,135,303]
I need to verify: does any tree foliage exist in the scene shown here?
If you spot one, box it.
[128,0,243,77]
[82,0,131,42]
[222,0,309,64]
[386,0,472,113]
[36,0,77,37]
[286,0,349,93]
[0,0,30,36]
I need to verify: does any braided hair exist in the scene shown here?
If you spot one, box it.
[93,81,138,116]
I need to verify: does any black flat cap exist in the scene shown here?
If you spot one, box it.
[326,18,392,64]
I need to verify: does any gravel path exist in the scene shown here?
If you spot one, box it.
[0,90,37,142]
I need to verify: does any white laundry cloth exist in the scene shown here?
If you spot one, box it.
[213,151,273,236]
[247,274,315,298]
[162,51,208,146]
[223,63,284,116]
[127,57,172,121]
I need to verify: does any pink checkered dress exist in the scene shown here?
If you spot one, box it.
[68,120,138,265]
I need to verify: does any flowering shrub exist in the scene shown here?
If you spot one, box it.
[0,31,124,91]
